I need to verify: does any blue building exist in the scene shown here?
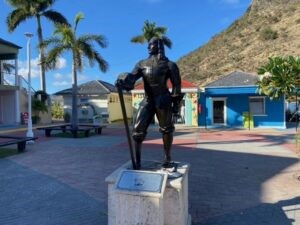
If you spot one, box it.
[199,71,286,129]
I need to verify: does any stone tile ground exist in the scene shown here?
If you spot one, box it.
[0,126,299,225]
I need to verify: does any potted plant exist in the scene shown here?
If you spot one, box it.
[32,97,48,124]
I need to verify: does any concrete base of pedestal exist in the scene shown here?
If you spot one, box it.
[105,161,191,225]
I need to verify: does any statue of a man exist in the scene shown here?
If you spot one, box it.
[116,37,182,169]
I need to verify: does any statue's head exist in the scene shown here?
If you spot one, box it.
[148,37,165,59]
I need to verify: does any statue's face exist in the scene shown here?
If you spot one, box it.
[148,39,159,55]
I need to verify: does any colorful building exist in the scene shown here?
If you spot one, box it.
[132,79,199,126]
[199,71,286,128]
[54,80,132,123]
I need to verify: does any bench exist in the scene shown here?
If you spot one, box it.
[78,124,107,135]
[37,124,105,138]
[0,135,38,152]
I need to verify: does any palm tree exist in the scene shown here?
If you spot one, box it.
[2,61,15,74]
[41,12,109,129]
[6,0,70,92]
[131,20,172,48]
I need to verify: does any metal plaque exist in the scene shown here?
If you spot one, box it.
[116,170,165,193]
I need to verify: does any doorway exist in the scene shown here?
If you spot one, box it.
[213,99,226,124]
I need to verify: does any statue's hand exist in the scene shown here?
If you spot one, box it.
[115,78,124,88]
[115,73,133,91]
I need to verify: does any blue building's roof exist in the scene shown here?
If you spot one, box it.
[206,71,259,88]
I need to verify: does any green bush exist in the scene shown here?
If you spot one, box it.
[51,101,64,119]
[260,27,278,40]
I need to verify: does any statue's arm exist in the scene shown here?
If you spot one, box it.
[116,61,143,91]
[169,62,182,96]
[169,62,183,115]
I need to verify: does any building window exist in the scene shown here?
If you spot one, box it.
[249,97,265,115]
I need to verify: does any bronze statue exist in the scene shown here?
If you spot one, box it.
[116,37,182,170]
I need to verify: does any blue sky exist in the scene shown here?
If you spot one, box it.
[1,0,252,94]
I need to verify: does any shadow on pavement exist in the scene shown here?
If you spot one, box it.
[0,127,299,225]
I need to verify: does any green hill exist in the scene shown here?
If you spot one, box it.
[177,0,300,87]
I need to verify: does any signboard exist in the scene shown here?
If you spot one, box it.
[21,112,29,125]
[116,170,166,194]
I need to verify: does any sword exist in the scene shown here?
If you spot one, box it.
[117,85,137,170]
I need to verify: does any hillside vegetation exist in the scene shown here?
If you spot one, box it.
[177,0,300,87]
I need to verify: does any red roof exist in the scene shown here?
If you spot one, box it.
[134,79,198,90]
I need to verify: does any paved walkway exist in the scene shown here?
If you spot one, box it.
[0,125,300,225]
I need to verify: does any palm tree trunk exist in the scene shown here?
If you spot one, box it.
[36,15,46,92]
[71,54,78,129]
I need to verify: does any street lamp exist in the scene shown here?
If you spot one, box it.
[25,32,34,142]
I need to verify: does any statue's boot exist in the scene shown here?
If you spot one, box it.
[135,141,142,170]
[162,133,173,167]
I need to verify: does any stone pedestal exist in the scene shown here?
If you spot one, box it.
[105,161,191,225]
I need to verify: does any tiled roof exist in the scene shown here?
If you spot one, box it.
[134,79,198,90]
[54,80,117,95]
[0,38,21,49]
[205,71,259,87]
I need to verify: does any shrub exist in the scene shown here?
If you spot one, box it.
[260,27,278,40]
[51,101,64,119]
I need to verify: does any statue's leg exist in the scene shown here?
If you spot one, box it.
[162,132,173,165]
[132,100,155,169]
[134,141,142,169]
[156,104,175,167]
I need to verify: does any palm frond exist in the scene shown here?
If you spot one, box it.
[5,0,28,8]
[35,0,56,12]
[94,52,109,72]
[155,27,168,34]
[2,62,15,73]
[130,35,146,44]
[54,24,76,45]
[6,8,30,32]
[40,37,61,48]
[44,45,66,70]
[42,10,70,26]
[78,35,108,48]
[74,12,84,32]
[161,36,172,49]
[77,39,108,72]
[131,19,172,47]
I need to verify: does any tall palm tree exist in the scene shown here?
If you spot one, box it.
[131,20,172,48]
[41,12,109,129]
[6,0,70,92]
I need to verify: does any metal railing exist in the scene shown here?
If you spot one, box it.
[1,71,36,93]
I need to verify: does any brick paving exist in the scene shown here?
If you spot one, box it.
[0,125,300,225]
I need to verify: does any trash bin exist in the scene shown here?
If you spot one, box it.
[243,112,254,129]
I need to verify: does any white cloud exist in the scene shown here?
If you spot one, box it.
[52,72,71,87]
[55,57,67,69]
[53,81,70,87]
[18,57,67,81]
[53,73,63,79]
[78,74,89,82]
[18,57,40,79]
